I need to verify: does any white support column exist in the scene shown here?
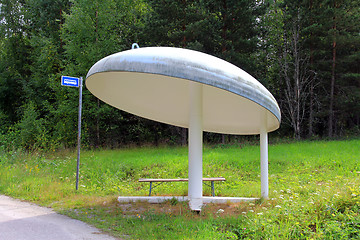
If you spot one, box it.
[260,110,269,199]
[188,82,203,211]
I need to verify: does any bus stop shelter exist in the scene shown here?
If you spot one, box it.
[86,45,281,211]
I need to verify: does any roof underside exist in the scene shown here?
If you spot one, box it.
[86,47,281,134]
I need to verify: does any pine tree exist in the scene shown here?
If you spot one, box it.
[304,0,360,137]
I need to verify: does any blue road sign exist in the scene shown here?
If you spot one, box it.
[61,76,80,87]
[60,75,83,190]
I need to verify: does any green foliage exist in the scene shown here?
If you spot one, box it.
[17,101,47,149]
[0,0,359,150]
[60,0,158,148]
[142,0,262,73]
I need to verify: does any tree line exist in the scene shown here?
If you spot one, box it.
[0,0,359,150]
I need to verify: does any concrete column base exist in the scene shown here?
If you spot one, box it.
[189,197,203,211]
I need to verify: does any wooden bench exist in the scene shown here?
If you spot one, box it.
[139,177,226,197]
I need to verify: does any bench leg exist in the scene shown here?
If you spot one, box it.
[149,182,152,196]
[211,181,215,197]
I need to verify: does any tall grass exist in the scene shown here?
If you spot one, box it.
[0,139,359,239]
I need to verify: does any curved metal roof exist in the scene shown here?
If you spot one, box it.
[86,47,281,134]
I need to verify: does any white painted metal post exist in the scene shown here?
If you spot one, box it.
[260,110,269,199]
[188,82,203,211]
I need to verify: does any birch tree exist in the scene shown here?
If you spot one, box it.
[264,0,314,139]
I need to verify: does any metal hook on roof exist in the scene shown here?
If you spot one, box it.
[132,43,140,49]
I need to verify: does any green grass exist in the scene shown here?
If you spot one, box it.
[0,139,359,239]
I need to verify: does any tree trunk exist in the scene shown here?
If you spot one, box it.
[294,19,301,139]
[181,0,187,47]
[308,0,314,137]
[329,3,337,138]
[309,78,314,137]
[221,134,226,144]
[96,99,100,147]
[181,127,187,146]
[221,0,228,53]
[95,6,100,146]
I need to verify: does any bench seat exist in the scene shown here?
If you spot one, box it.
[139,177,226,197]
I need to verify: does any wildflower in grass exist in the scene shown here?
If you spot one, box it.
[249,210,254,212]
[273,190,278,193]
[257,212,263,215]
[279,195,284,199]
[249,203,255,206]
[217,209,224,214]
[242,212,247,214]
[262,207,267,210]
[275,205,281,208]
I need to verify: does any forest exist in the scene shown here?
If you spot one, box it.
[0,0,359,150]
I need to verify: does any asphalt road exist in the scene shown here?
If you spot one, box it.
[0,195,118,240]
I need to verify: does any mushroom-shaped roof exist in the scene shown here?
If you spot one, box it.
[86,47,281,134]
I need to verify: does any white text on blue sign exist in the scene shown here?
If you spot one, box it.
[61,76,80,87]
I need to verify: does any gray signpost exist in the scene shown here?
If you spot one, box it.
[61,76,83,190]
